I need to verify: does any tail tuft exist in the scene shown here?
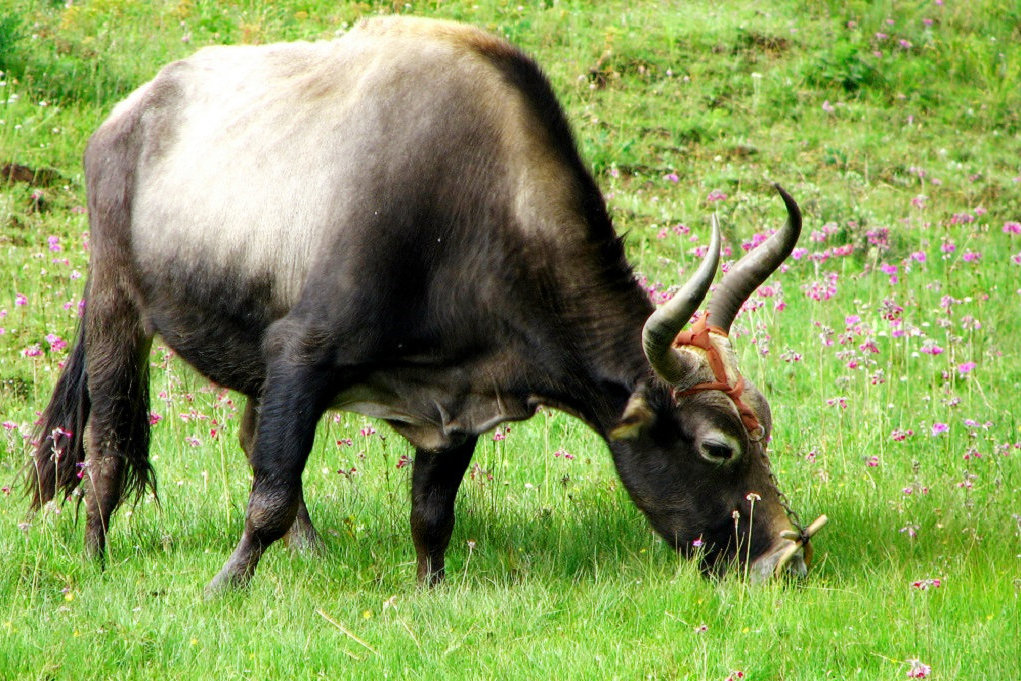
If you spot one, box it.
[27,328,91,509]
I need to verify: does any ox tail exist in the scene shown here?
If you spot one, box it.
[27,295,159,511]
[27,315,91,509]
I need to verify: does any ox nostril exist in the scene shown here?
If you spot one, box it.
[780,548,808,579]
[748,540,808,583]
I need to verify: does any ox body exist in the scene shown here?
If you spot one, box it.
[30,16,807,591]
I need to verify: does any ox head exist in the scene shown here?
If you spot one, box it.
[609,185,810,581]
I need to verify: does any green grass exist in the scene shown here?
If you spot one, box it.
[1,0,1019,679]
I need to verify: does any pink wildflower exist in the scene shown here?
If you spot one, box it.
[930,422,949,436]
[45,333,67,353]
[891,428,914,441]
[15,293,27,307]
[911,578,942,590]
[957,361,976,375]
[706,189,728,203]
[906,659,931,679]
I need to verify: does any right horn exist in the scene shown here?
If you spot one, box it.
[642,219,721,384]
[707,184,802,333]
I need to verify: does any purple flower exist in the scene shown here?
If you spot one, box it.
[15,293,27,307]
[906,659,931,678]
[912,578,942,590]
[706,189,728,203]
[930,422,949,436]
[663,172,679,183]
[45,333,67,353]
[957,361,976,375]
[1004,221,1021,234]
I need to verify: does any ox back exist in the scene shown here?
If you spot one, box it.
[95,16,648,436]
[31,15,809,591]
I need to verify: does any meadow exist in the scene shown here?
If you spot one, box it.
[1,0,1019,679]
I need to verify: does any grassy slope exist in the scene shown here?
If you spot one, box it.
[1,1,1018,679]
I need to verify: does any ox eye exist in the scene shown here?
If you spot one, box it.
[699,439,737,464]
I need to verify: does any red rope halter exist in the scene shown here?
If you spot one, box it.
[670,314,763,438]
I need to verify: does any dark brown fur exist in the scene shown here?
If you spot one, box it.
[29,17,800,589]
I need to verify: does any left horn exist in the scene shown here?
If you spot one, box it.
[642,219,721,383]
[706,184,802,333]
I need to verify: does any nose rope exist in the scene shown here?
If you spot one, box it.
[670,314,806,537]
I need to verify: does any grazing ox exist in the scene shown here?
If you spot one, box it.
[29,16,809,591]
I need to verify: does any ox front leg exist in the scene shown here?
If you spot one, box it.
[206,360,333,594]
[239,398,321,553]
[410,436,477,585]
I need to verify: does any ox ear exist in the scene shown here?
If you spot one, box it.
[610,392,655,441]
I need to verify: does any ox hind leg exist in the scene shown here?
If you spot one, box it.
[239,397,321,552]
[82,282,154,563]
[207,321,341,594]
[411,436,478,585]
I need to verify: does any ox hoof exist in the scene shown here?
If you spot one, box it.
[284,527,323,555]
[204,570,249,598]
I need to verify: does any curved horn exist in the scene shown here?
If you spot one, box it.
[706,184,802,333]
[642,218,721,383]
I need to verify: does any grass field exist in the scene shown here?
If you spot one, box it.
[1,1,1019,679]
